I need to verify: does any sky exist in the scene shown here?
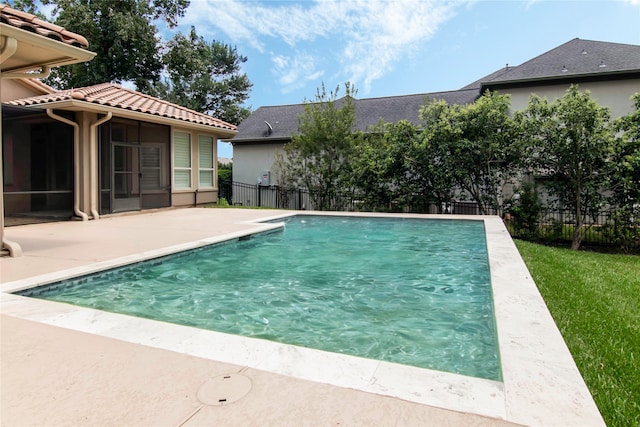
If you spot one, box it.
[158,1,639,157]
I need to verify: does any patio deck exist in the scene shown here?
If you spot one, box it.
[1,207,603,426]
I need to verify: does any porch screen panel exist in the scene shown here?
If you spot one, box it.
[198,136,214,188]
[173,132,191,189]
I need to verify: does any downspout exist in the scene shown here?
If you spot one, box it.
[89,112,112,219]
[0,36,18,64]
[46,109,89,221]
[1,36,23,256]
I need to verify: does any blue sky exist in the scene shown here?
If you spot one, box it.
[182,0,640,158]
[162,1,638,156]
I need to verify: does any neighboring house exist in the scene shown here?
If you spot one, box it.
[471,38,640,118]
[229,38,640,189]
[1,4,237,257]
[230,89,478,185]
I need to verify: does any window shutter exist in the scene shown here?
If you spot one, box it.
[173,132,191,189]
[174,170,191,188]
[199,136,214,168]
[198,136,214,188]
[174,132,191,168]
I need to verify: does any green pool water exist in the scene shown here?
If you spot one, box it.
[19,215,501,380]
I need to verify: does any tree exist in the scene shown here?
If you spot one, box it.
[31,0,189,90]
[147,27,252,124]
[517,85,614,250]
[348,120,420,211]
[608,93,640,246]
[415,98,461,212]
[416,92,519,215]
[280,83,357,210]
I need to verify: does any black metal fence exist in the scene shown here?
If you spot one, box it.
[218,180,639,249]
[504,208,640,249]
[219,180,309,210]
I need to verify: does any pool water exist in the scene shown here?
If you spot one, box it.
[20,215,501,380]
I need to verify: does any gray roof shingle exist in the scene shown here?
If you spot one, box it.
[482,38,640,86]
[231,88,479,143]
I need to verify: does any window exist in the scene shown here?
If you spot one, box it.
[173,131,191,189]
[198,135,215,188]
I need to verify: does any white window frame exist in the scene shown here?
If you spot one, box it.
[173,131,192,190]
[198,135,215,189]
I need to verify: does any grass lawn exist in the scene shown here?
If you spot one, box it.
[515,240,640,427]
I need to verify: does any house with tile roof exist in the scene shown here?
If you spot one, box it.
[229,38,640,191]
[1,4,237,253]
[1,3,97,256]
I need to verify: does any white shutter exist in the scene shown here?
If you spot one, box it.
[198,136,214,188]
[173,132,191,189]
[199,136,214,168]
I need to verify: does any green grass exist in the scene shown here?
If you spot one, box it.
[515,240,640,427]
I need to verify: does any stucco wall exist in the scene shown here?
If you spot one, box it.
[232,142,286,185]
[1,80,36,102]
[0,79,50,102]
[505,78,640,118]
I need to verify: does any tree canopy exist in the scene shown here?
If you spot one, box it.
[414,92,520,214]
[608,93,640,241]
[11,0,252,123]
[36,0,189,91]
[516,85,614,250]
[147,27,252,125]
[275,83,357,210]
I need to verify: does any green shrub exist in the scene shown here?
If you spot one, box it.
[507,183,543,239]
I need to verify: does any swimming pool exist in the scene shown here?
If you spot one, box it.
[17,215,500,380]
[1,209,607,426]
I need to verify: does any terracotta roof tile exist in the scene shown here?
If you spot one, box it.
[6,83,237,132]
[0,4,90,49]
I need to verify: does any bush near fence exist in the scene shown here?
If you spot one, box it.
[219,180,639,250]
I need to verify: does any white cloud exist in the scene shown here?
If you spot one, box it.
[271,52,325,93]
[184,0,465,94]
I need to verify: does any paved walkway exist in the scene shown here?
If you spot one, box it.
[1,208,517,426]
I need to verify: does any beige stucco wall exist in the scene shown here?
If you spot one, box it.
[233,142,286,186]
[0,79,50,102]
[505,78,640,118]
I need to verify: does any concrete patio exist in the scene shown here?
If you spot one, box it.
[1,207,604,426]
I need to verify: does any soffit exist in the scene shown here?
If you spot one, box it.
[0,4,95,74]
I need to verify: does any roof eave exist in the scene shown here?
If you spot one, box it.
[482,69,640,91]
[16,99,238,138]
[225,136,292,144]
[0,24,96,74]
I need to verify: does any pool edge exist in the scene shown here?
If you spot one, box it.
[1,211,605,426]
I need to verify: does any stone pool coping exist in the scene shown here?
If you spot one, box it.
[1,209,605,426]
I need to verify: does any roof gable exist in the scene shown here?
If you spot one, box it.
[483,38,640,86]
[5,83,237,132]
